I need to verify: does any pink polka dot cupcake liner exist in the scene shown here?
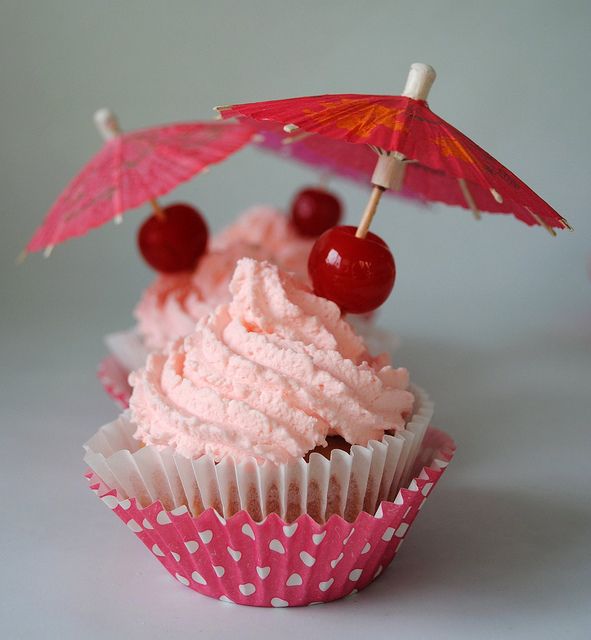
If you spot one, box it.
[86,426,454,607]
[97,355,131,409]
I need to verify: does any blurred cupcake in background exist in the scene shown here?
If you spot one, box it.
[104,206,314,374]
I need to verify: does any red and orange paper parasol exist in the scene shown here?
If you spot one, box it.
[217,63,571,237]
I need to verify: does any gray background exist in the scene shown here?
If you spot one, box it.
[1,1,590,638]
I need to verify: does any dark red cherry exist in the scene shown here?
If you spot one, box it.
[290,187,342,237]
[308,225,395,314]
[138,203,208,273]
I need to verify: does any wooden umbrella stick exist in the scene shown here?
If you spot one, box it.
[458,178,481,220]
[150,198,166,221]
[356,185,385,238]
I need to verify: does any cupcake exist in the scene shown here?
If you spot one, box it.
[86,258,454,606]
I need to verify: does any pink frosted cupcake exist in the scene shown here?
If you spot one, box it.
[86,258,454,606]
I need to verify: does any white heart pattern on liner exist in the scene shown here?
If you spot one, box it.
[421,482,433,496]
[184,540,199,554]
[152,544,165,557]
[101,495,118,509]
[126,519,142,533]
[299,551,316,567]
[312,531,326,545]
[198,530,213,544]
[214,566,225,577]
[241,524,255,540]
[361,542,371,554]
[396,523,409,537]
[142,518,154,530]
[271,598,289,608]
[176,573,189,586]
[343,528,355,545]
[256,566,271,579]
[319,578,334,592]
[239,583,256,596]
[156,511,172,525]
[119,499,131,510]
[219,595,234,604]
[349,569,363,581]
[330,553,344,568]
[283,523,298,537]
[191,571,207,585]
[171,552,180,562]
[227,547,242,562]
[269,539,285,554]
[286,573,303,587]
[382,527,395,541]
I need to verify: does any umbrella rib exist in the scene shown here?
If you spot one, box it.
[282,130,313,145]
[458,178,481,220]
[526,207,557,237]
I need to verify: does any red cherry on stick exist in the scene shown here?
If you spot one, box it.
[290,187,342,237]
[308,225,395,314]
[138,203,208,273]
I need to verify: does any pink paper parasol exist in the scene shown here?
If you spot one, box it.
[26,110,254,255]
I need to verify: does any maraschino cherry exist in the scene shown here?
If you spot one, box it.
[138,203,208,273]
[308,225,395,314]
[290,187,342,237]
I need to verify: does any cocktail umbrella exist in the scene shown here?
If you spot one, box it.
[25,110,255,256]
[217,63,571,237]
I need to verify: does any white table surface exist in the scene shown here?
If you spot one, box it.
[2,320,590,640]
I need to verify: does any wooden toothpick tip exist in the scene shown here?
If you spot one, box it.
[529,211,557,237]
[43,245,54,258]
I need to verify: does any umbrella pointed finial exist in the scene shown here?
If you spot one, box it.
[94,108,122,141]
[402,63,437,101]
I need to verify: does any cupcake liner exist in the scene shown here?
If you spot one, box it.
[98,325,399,409]
[84,385,433,524]
[87,426,454,607]
[97,356,131,409]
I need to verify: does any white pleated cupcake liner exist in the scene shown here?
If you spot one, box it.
[84,385,432,524]
[86,425,454,607]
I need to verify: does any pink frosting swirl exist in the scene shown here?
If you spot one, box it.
[134,206,313,350]
[130,258,414,464]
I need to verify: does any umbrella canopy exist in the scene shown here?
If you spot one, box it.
[218,64,570,236]
[26,110,255,254]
